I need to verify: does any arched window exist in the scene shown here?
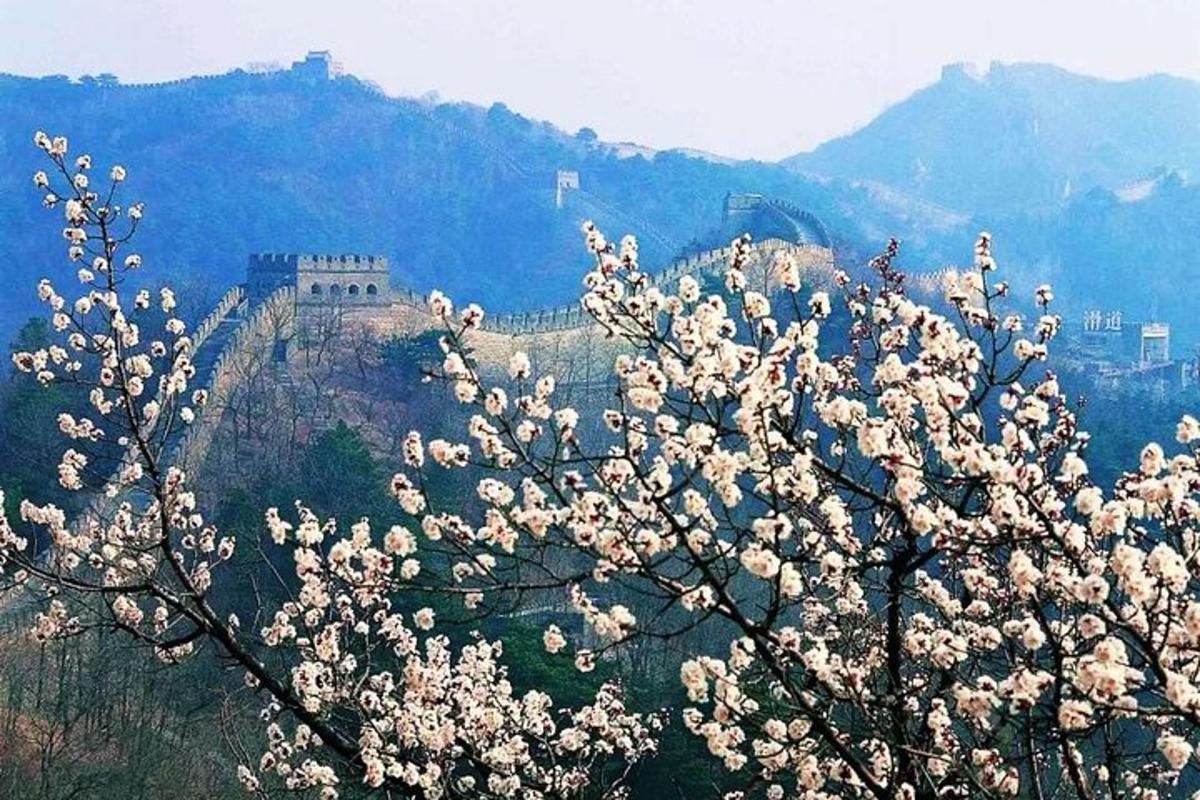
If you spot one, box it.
[329,284,342,297]
[366,283,379,296]
[347,283,361,296]
[310,283,323,295]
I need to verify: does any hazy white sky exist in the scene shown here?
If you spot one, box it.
[2,0,1197,159]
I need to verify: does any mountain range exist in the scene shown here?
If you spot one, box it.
[785,61,1200,216]
[0,57,1197,345]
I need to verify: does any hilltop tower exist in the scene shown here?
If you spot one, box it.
[290,51,342,80]
[248,253,390,308]
[722,192,764,223]
[1139,323,1170,364]
[555,170,580,209]
[722,193,831,248]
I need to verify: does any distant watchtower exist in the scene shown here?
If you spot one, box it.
[290,50,342,80]
[723,192,764,223]
[555,170,580,209]
[722,192,832,248]
[1140,323,1170,364]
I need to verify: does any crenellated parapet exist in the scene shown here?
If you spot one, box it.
[241,194,835,334]
[18,51,347,94]
[294,254,389,271]
[761,199,833,248]
[192,286,246,345]
[296,254,389,305]
[271,236,835,340]
[249,252,390,307]
[232,200,837,367]
[63,210,839,538]
[724,194,832,248]
[246,253,300,305]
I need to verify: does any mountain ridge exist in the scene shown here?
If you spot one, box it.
[0,60,938,344]
[1,56,1198,347]
[783,60,1200,216]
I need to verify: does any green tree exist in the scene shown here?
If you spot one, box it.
[298,421,389,521]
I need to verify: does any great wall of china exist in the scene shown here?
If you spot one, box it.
[0,194,837,594]
[0,54,942,620]
[0,26,854,546]
[165,223,833,474]
[40,188,836,545]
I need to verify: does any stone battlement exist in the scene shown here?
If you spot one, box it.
[249,253,299,264]
[248,252,390,306]
[723,192,765,220]
[298,254,388,272]
[291,50,342,80]
[249,253,388,269]
[2,50,346,94]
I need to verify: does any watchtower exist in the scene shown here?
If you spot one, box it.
[555,170,580,209]
[247,253,391,308]
[247,254,300,305]
[723,192,764,223]
[296,254,390,306]
[1139,323,1170,364]
[289,51,342,80]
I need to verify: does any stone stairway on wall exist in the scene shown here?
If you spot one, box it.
[158,297,250,464]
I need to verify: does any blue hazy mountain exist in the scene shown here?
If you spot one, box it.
[1,57,1198,346]
[784,62,1200,217]
[986,170,1200,327]
[0,60,947,343]
[781,61,1200,343]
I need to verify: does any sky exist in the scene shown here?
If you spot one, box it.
[2,0,1198,160]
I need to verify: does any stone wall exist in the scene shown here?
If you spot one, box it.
[477,238,832,335]
[64,234,837,541]
[171,286,297,475]
[247,253,299,305]
[364,237,837,387]
[191,237,837,464]
[247,196,837,337]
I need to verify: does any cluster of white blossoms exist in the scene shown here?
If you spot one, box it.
[3,137,215,629]
[248,504,660,798]
[0,137,660,800]
[12,133,204,501]
[9,135,1200,799]
[391,222,1200,799]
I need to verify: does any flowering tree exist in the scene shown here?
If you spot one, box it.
[0,136,658,800]
[390,232,1200,798]
[3,135,1200,800]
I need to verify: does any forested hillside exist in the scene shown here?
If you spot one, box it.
[3,60,1198,345]
[0,67,945,344]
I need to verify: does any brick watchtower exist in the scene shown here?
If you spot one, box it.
[247,253,391,307]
